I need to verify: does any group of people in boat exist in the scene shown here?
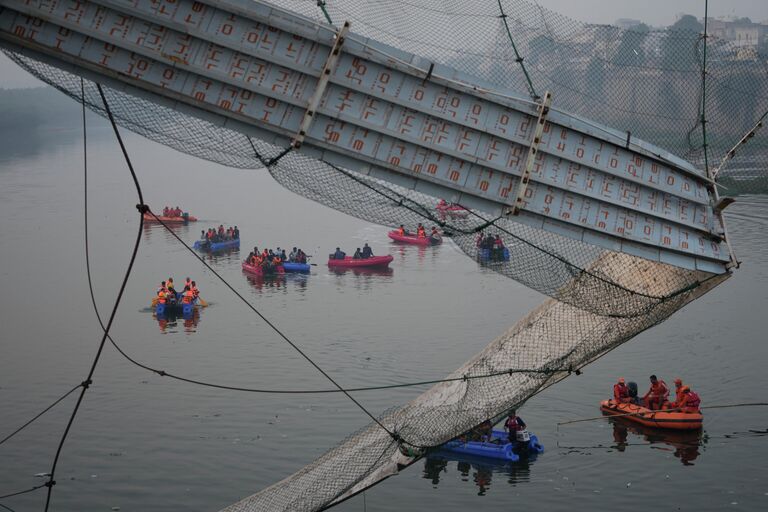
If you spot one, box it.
[476,231,507,260]
[464,409,529,449]
[613,375,701,413]
[397,223,442,240]
[162,206,185,218]
[156,277,200,305]
[330,243,375,260]
[201,225,239,243]
[246,246,308,269]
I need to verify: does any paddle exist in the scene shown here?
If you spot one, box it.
[197,296,208,307]
[151,297,158,307]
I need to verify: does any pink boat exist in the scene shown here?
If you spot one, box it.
[436,202,469,218]
[327,255,394,268]
[143,213,198,224]
[387,230,442,246]
[242,261,286,277]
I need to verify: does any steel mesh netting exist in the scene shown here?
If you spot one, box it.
[0,1,749,510]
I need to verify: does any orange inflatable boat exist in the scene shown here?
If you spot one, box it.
[143,213,197,224]
[600,400,703,430]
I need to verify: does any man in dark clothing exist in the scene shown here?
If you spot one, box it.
[361,243,373,258]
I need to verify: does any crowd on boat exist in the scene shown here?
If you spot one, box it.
[155,277,200,305]
[330,243,375,260]
[162,206,185,217]
[613,375,701,413]
[475,231,507,260]
[201,225,240,243]
[397,223,441,240]
[246,246,308,268]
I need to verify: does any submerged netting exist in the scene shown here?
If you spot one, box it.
[1,0,759,510]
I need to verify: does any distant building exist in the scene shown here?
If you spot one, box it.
[706,17,768,60]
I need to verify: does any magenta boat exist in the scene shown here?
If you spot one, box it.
[436,202,469,218]
[387,230,442,246]
[242,261,286,277]
[327,255,393,268]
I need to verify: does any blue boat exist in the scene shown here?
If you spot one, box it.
[193,238,240,252]
[155,293,196,317]
[477,247,510,262]
[282,262,311,273]
[439,430,543,462]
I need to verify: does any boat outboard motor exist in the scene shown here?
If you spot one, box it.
[627,381,639,401]
[515,430,531,454]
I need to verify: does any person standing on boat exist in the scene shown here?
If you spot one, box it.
[361,243,373,258]
[417,223,426,238]
[613,377,632,404]
[504,410,526,441]
[398,225,407,236]
[672,378,685,405]
[642,375,669,410]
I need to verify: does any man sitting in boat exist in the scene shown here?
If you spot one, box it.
[190,281,199,299]
[613,377,633,404]
[353,248,363,259]
[331,247,346,260]
[672,378,685,404]
[674,385,701,413]
[641,375,669,410]
[181,286,195,304]
[361,243,373,259]
[417,223,426,238]
[167,277,176,296]
[398,225,407,236]
[430,227,442,242]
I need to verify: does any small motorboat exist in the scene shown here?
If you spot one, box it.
[143,213,197,224]
[327,255,394,268]
[242,261,286,277]
[194,238,240,252]
[600,400,703,430]
[439,429,544,462]
[436,202,469,218]
[388,230,442,246]
[282,262,311,273]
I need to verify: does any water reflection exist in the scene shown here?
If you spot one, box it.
[393,243,441,265]
[607,417,704,466]
[152,306,201,334]
[424,452,537,495]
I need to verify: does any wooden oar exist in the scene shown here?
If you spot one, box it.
[151,297,159,307]
[197,296,208,307]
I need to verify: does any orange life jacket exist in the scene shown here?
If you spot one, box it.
[398,227,405,235]
[157,290,167,304]
[613,383,629,402]
[417,227,426,237]
[182,290,195,304]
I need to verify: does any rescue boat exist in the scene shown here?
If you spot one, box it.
[155,293,196,317]
[387,230,442,246]
[242,261,286,277]
[327,255,394,268]
[600,400,703,430]
[194,238,240,252]
[477,247,511,262]
[436,203,469,218]
[282,262,311,273]
[143,213,197,224]
[439,429,544,462]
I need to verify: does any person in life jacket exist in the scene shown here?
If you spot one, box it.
[672,378,685,405]
[504,409,527,448]
[157,281,167,295]
[416,223,426,237]
[613,377,632,404]
[675,386,701,413]
[642,375,669,410]
[181,286,195,304]
[398,224,406,236]
[156,288,167,304]
[184,277,192,290]
[163,206,170,217]
[190,281,199,298]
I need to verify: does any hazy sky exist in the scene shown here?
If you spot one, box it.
[1,0,766,88]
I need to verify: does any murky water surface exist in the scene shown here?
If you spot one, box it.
[1,113,767,511]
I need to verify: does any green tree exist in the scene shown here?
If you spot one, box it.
[661,14,704,71]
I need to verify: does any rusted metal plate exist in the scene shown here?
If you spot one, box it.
[0,0,729,271]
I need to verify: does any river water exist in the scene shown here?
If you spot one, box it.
[1,103,767,512]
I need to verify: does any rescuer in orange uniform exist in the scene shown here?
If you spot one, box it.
[642,375,669,410]
[613,377,632,404]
